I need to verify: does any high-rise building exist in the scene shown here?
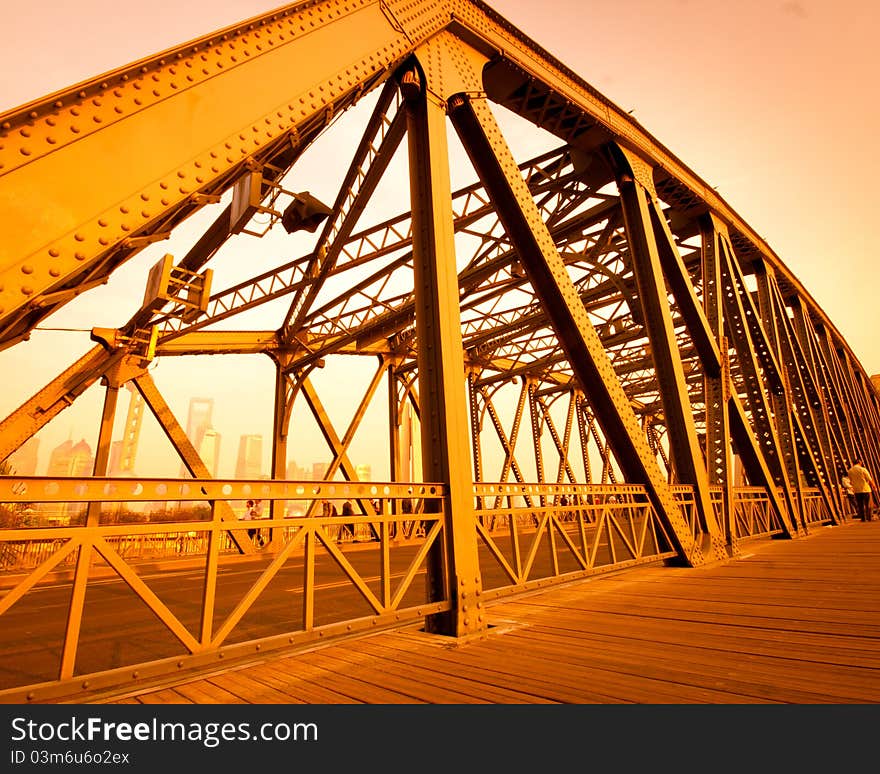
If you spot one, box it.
[199,428,221,478]
[186,397,214,445]
[397,401,422,482]
[6,436,39,476]
[181,397,216,477]
[47,439,94,477]
[108,441,123,477]
[45,439,94,522]
[355,463,372,482]
[109,387,144,476]
[285,460,307,480]
[312,462,329,481]
[235,434,263,480]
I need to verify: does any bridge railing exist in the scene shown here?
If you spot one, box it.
[0,476,839,702]
[800,487,838,526]
[0,476,447,702]
[473,482,680,599]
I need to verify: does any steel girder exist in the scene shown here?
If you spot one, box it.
[0,0,876,586]
[446,91,706,565]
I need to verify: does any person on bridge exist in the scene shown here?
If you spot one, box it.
[846,459,876,522]
[341,500,356,541]
[841,474,855,514]
[244,499,265,546]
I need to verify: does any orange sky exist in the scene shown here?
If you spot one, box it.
[1,0,877,478]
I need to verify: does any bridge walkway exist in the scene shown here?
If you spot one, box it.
[96,521,880,704]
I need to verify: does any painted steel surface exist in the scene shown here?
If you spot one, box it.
[0,0,877,700]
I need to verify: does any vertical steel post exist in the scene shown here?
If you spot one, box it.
[700,214,735,548]
[268,359,294,549]
[575,394,593,484]
[403,69,484,636]
[610,145,726,559]
[388,361,403,518]
[468,369,485,511]
[59,382,120,679]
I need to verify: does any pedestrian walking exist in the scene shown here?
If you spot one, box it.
[244,499,265,546]
[847,459,876,522]
[341,499,355,541]
[841,473,855,514]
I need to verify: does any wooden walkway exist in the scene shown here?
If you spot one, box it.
[104,520,880,704]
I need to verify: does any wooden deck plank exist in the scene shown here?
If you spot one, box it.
[205,669,308,705]
[537,587,880,624]
[487,629,873,703]
[516,625,880,698]
[345,637,559,704]
[231,659,365,704]
[493,603,880,661]
[171,679,246,704]
[397,631,756,703]
[414,632,766,703]
[131,687,195,704]
[291,651,426,704]
[301,647,492,704]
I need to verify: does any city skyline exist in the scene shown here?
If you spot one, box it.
[5,394,384,483]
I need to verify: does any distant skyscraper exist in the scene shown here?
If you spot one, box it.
[355,463,371,482]
[109,387,144,476]
[47,438,94,477]
[285,460,307,480]
[46,439,94,522]
[199,428,221,478]
[181,397,215,477]
[108,441,123,476]
[186,397,214,443]
[235,434,263,480]
[7,436,39,476]
[398,401,422,482]
[312,462,329,481]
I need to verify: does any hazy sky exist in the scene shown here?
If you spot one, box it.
[1,0,877,479]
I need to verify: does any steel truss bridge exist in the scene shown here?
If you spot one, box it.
[0,0,878,703]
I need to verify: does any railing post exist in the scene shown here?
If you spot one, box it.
[59,381,119,679]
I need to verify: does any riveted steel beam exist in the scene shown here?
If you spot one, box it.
[714,222,799,536]
[815,324,860,470]
[448,92,704,566]
[609,144,726,559]
[468,369,485,506]
[699,213,735,548]
[402,54,485,633]
[480,381,534,506]
[759,270,839,524]
[751,263,808,531]
[0,0,453,349]
[792,307,854,486]
[527,380,546,506]
[789,296,850,495]
[0,345,118,462]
